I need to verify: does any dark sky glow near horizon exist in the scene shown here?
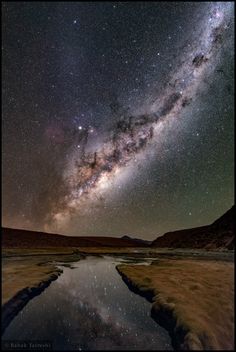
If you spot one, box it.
[2,2,234,239]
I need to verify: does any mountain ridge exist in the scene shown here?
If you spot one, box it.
[152,206,235,250]
[2,206,234,250]
[2,228,148,248]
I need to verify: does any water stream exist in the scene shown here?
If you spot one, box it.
[2,256,172,350]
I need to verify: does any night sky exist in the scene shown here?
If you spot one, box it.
[2,2,234,239]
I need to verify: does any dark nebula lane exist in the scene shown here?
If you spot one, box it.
[2,2,234,238]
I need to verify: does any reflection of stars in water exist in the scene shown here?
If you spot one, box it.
[3,258,173,350]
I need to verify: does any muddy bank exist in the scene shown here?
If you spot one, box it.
[2,256,172,351]
[2,269,62,335]
[116,265,203,350]
[2,251,86,335]
[116,259,234,350]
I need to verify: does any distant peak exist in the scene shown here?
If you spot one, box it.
[122,235,132,239]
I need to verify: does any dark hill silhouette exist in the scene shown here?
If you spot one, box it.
[2,206,234,250]
[152,206,235,250]
[2,228,148,248]
[122,235,151,246]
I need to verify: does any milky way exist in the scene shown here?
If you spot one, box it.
[2,2,234,238]
[48,2,234,232]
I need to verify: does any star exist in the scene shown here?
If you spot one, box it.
[2,1,233,239]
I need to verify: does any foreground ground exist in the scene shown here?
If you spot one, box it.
[2,247,234,350]
[2,250,82,305]
[117,258,234,350]
[2,249,83,334]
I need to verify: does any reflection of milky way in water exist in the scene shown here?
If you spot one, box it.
[2,257,172,350]
[49,2,233,231]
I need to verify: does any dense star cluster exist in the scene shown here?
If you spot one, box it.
[2,2,234,239]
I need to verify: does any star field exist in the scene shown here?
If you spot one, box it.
[2,2,234,239]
